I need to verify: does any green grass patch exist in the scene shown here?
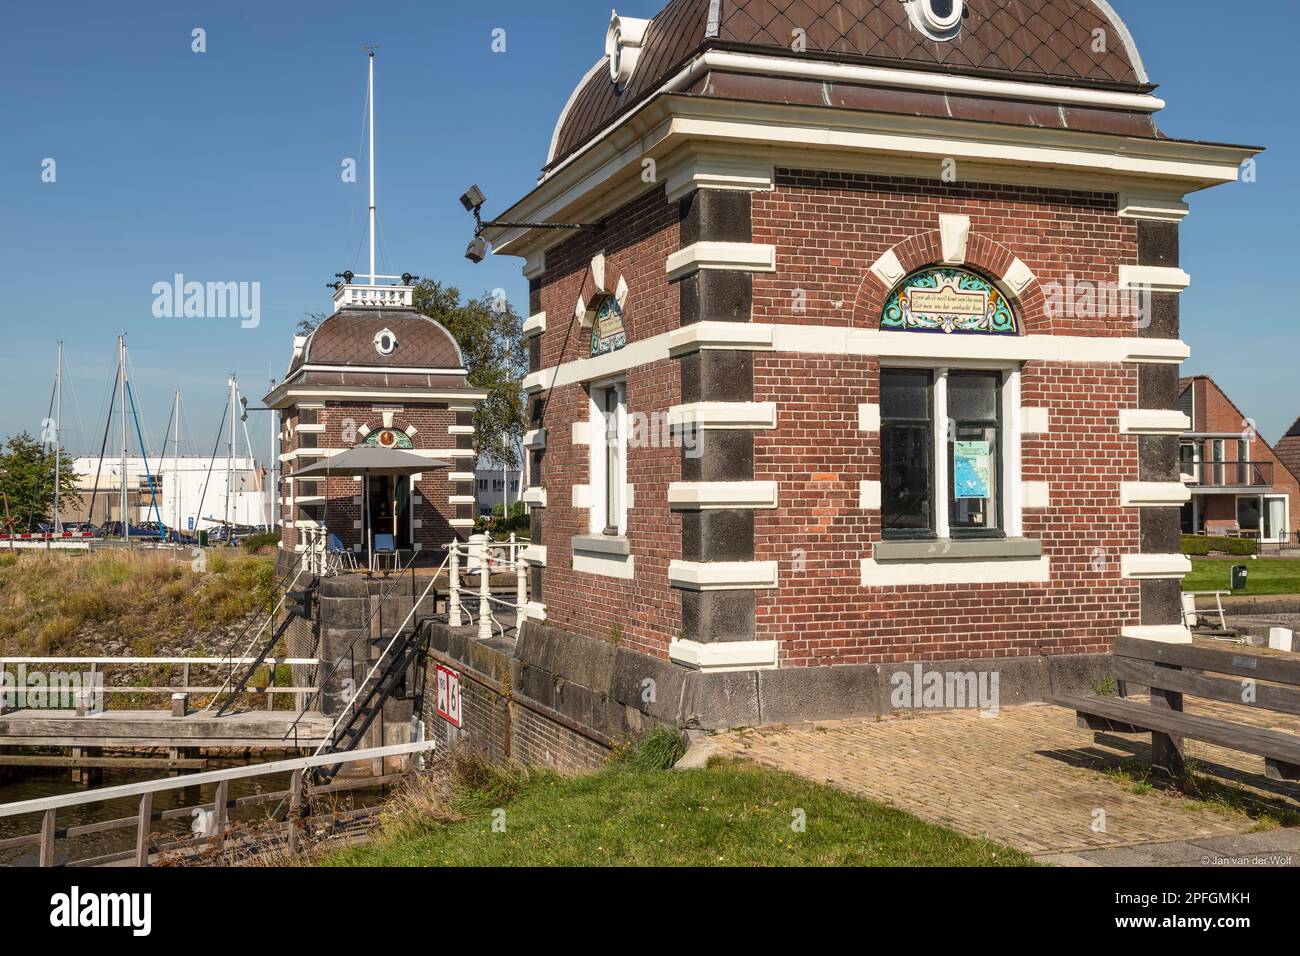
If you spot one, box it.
[0,549,276,654]
[321,749,1032,868]
[1101,758,1300,829]
[1182,558,1300,596]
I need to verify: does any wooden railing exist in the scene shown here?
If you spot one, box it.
[0,740,436,867]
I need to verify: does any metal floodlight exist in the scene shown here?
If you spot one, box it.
[465,236,490,264]
[460,185,486,213]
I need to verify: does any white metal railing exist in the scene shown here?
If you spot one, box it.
[0,657,322,716]
[0,739,437,867]
[445,534,529,642]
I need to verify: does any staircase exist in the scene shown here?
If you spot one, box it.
[213,582,319,717]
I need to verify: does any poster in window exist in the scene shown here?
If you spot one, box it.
[953,441,991,500]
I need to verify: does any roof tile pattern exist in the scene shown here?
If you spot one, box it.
[293,310,465,373]
[550,0,1145,168]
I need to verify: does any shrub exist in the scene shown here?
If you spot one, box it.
[1182,534,1257,557]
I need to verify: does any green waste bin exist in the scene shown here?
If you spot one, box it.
[1231,565,1249,591]
[197,530,209,548]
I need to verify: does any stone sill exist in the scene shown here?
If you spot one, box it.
[873,537,1043,562]
[572,534,631,557]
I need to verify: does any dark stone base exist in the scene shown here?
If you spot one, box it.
[421,620,1118,755]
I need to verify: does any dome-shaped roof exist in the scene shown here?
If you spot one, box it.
[549,0,1151,168]
[291,308,466,373]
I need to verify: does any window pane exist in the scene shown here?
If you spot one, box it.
[949,425,1000,533]
[880,369,932,421]
[947,371,999,421]
[604,387,621,533]
[882,424,933,535]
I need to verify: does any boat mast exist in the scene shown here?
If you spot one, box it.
[53,340,63,534]
[367,47,377,286]
[173,390,181,543]
[119,335,129,540]
[226,374,236,533]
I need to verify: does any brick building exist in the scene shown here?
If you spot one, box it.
[266,283,487,566]
[429,0,1263,761]
[1178,376,1300,542]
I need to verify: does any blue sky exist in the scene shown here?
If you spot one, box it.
[1,0,1294,464]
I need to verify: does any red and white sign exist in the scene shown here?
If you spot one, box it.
[435,664,462,728]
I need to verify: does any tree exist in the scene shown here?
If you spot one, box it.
[413,280,527,469]
[297,311,326,336]
[0,432,82,531]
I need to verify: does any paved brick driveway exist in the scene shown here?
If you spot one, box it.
[712,700,1300,862]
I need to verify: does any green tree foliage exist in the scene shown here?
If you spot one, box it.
[0,432,82,531]
[413,280,526,469]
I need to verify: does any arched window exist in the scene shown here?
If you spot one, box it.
[882,267,1019,336]
[589,292,627,357]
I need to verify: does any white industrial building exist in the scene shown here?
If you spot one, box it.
[65,456,272,531]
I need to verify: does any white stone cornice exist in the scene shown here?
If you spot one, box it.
[1119,409,1191,436]
[668,481,778,510]
[1118,265,1191,293]
[667,402,777,431]
[524,428,547,450]
[522,487,548,508]
[1121,553,1192,580]
[669,639,779,673]
[665,241,777,282]
[1120,625,1194,645]
[669,560,779,591]
[1120,482,1193,507]
[1118,194,1191,222]
[523,312,547,337]
[521,545,547,567]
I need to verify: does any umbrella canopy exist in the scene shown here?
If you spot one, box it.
[294,446,451,478]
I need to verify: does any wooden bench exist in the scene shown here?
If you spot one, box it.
[1049,636,1300,782]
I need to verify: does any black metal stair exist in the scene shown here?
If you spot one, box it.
[214,582,318,717]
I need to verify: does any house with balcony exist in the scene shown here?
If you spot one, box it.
[1178,376,1299,544]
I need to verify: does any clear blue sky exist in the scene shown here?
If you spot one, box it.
[1,0,1294,464]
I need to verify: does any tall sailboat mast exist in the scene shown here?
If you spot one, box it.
[53,341,63,534]
[368,47,377,287]
[119,335,129,540]
[226,374,236,532]
[173,390,182,542]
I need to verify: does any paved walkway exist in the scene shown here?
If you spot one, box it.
[711,699,1300,865]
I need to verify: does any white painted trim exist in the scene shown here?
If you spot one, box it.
[572,547,635,580]
[939,214,970,265]
[669,481,778,510]
[522,487,548,508]
[663,153,775,203]
[572,421,591,446]
[1003,258,1036,296]
[858,403,881,433]
[450,518,476,529]
[448,425,475,436]
[294,424,326,434]
[572,485,592,509]
[1089,0,1152,85]
[669,560,779,591]
[524,428,547,450]
[665,241,777,281]
[870,249,906,289]
[861,556,1051,587]
[1121,482,1193,507]
[523,601,548,623]
[1119,409,1192,436]
[1121,625,1194,645]
[1120,553,1192,580]
[521,545,547,567]
[547,57,607,165]
[667,402,777,430]
[448,472,475,483]
[669,639,779,673]
[1118,194,1190,222]
[522,250,546,281]
[525,324,1191,394]
[448,496,477,506]
[1022,482,1051,510]
[859,481,882,510]
[523,312,547,337]
[1118,265,1191,293]
[1021,407,1050,435]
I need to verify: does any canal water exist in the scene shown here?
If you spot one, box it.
[0,764,388,866]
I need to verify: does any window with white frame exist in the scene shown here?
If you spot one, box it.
[589,380,628,536]
[880,366,1020,541]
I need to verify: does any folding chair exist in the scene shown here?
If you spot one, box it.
[373,533,400,575]
[328,532,359,574]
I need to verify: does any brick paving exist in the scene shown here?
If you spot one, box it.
[711,699,1300,862]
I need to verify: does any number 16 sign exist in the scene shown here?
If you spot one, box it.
[436,664,462,728]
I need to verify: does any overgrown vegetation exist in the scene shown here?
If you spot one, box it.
[1183,558,1300,596]
[0,549,275,654]
[1100,758,1300,831]
[319,740,1032,868]
[241,531,282,554]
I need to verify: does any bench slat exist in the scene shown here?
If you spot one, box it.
[1048,694,1300,765]
[1116,637,1300,686]
[1114,658,1300,719]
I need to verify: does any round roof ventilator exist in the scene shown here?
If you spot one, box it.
[374,328,398,357]
[606,10,650,88]
[910,0,965,41]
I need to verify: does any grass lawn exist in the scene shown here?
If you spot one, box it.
[321,756,1032,868]
[1183,558,1300,596]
